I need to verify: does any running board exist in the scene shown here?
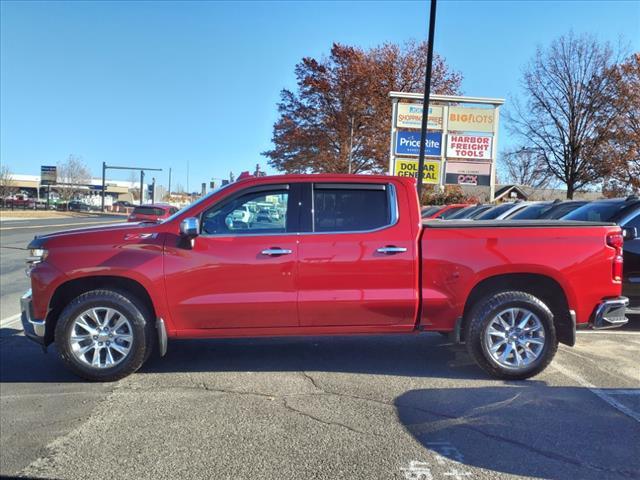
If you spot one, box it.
[156,318,168,357]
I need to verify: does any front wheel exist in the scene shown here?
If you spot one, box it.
[54,289,153,381]
[465,291,558,380]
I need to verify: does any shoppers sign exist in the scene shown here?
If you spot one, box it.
[446,134,493,160]
[394,159,440,184]
[448,107,495,133]
[40,165,57,185]
[396,103,443,130]
[395,131,442,157]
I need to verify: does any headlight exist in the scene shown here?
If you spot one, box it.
[25,249,48,277]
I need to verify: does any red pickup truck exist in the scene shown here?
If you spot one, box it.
[21,174,629,381]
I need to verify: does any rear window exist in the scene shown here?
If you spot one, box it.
[313,184,390,232]
[439,206,465,219]
[509,203,553,220]
[133,207,165,216]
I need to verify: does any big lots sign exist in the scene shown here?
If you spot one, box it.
[446,134,493,160]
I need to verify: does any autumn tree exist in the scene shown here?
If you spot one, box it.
[0,164,17,199]
[601,53,640,195]
[499,147,555,189]
[508,33,623,198]
[57,154,91,202]
[263,41,462,174]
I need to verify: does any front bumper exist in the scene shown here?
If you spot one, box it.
[590,296,629,329]
[20,289,46,345]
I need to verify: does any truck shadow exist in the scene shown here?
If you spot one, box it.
[1,331,485,382]
[394,385,640,479]
[141,334,485,379]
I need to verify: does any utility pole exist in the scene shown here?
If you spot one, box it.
[348,116,354,174]
[101,161,106,211]
[139,170,145,205]
[168,168,172,198]
[416,0,438,200]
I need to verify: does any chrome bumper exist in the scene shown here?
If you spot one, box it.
[590,297,629,329]
[20,289,46,344]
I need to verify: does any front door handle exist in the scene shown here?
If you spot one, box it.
[376,246,407,254]
[261,248,293,256]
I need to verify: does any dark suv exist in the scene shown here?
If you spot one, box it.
[563,197,640,314]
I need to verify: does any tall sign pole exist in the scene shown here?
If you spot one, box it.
[416,0,438,200]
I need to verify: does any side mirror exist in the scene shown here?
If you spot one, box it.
[180,217,200,238]
[622,227,638,241]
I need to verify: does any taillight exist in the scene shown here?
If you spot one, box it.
[607,232,624,282]
[606,232,624,250]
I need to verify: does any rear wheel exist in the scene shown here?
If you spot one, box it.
[55,289,153,381]
[466,291,558,380]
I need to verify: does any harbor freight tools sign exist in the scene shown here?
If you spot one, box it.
[446,134,493,160]
[448,106,495,133]
[395,131,442,157]
[397,103,443,129]
[40,165,57,185]
[394,159,440,184]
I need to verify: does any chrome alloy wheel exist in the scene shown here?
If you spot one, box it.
[483,307,546,369]
[69,307,133,369]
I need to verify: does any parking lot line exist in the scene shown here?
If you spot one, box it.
[552,362,640,424]
[0,313,22,328]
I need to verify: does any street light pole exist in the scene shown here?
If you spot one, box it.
[348,116,354,174]
[416,0,438,201]
[101,161,106,212]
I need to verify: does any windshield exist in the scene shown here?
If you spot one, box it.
[563,201,628,222]
[509,203,553,220]
[162,183,233,223]
[475,203,517,220]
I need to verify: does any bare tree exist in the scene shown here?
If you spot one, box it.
[499,147,555,189]
[508,33,623,198]
[0,164,17,200]
[57,155,91,202]
[128,170,141,201]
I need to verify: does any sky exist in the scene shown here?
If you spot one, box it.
[1,0,639,191]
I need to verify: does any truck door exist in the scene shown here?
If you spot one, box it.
[297,182,418,327]
[163,183,301,330]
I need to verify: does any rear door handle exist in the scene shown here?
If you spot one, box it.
[261,248,293,256]
[376,246,407,254]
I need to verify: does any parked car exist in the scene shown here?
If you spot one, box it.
[3,193,35,208]
[562,196,640,314]
[538,200,589,219]
[67,200,92,212]
[505,201,556,220]
[22,174,628,381]
[474,202,530,220]
[422,204,471,219]
[127,204,179,223]
[113,200,135,209]
[444,204,493,220]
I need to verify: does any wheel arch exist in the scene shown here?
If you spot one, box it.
[461,273,574,346]
[44,276,156,345]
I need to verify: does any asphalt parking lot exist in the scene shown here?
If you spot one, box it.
[1,216,639,480]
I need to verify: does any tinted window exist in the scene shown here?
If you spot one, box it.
[133,207,164,216]
[563,202,628,222]
[202,189,289,235]
[539,202,587,219]
[439,206,465,219]
[509,203,553,220]
[313,185,390,232]
[624,212,640,229]
[421,206,440,217]
[447,205,480,219]
[475,203,516,220]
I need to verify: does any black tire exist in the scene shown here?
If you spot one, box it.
[54,289,154,382]
[465,291,558,380]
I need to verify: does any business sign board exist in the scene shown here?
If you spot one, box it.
[394,159,440,184]
[445,161,492,176]
[396,103,443,130]
[445,169,491,186]
[395,131,442,157]
[448,107,495,133]
[40,165,57,185]
[446,134,493,160]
